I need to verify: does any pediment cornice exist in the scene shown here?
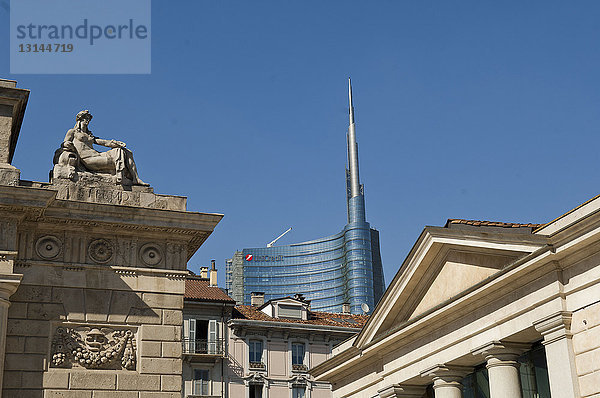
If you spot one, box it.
[354,226,548,348]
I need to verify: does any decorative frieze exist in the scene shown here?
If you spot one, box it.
[50,325,137,370]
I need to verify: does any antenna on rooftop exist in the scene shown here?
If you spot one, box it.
[267,227,292,247]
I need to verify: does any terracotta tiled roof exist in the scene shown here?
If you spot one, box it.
[185,277,235,303]
[445,219,545,229]
[233,305,369,329]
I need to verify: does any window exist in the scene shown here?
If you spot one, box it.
[193,369,209,395]
[249,339,264,365]
[249,384,263,398]
[279,304,302,319]
[292,342,305,367]
[292,386,306,398]
[185,318,219,354]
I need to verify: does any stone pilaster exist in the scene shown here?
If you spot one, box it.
[0,273,22,398]
[533,311,580,398]
[421,364,471,398]
[471,341,529,398]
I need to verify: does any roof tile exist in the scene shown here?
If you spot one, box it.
[185,277,236,303]
[445,219,544,229]
[233,305,368,329]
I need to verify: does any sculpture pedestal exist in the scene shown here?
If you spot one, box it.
[49,177,187,211]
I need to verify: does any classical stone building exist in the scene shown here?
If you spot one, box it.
[312,205,600,397]
[0,79,223,397]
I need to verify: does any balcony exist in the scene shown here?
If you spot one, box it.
[249,361,266,371]
[182,339,226,362]
[292,363,308,372]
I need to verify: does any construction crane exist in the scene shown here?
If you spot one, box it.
[267,227,292,247]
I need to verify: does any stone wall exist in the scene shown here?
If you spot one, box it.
[3,242,187,397]
[572,300,600,397]
[0,186,221,398]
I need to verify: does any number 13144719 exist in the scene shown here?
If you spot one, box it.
[19,43,74,52]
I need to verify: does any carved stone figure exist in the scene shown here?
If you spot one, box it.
[52,110,148,186]
[50,325,137,370]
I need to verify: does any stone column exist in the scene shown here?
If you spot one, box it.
[471,341,529,398]
[377,384,426,398]
[421,365,471,398]
[533,311,580,398]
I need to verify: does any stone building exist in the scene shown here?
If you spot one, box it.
[312,204,600,397]
[227,293,368,398]
[182,264,236,397]
[0,79,223,397]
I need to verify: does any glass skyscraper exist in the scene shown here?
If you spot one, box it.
[226,80,385,314]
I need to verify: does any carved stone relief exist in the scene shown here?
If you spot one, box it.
[88,239,114,264]
[139,243,162,267]
[50,325,136,370]
[35,235,62,260]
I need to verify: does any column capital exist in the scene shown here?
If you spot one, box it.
[377,384,426,398]
[533,311,572,345]
[420,364,472,382]
[0,274,22,303]
[471,340,530,359]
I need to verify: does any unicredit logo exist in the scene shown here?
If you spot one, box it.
[245,254,253,261]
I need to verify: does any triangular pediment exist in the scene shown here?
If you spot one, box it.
[354,226,548,347]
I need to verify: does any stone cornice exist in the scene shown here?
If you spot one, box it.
[354,226,549,349]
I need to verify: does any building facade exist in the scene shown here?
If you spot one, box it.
[0,79,223,398]
[227,294,368,398]
[312,205,600,398]
[226,80,385,314]
[182,279,368,398]
[183,264,236,398]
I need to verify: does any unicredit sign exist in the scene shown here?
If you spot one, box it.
[244,254,284,262]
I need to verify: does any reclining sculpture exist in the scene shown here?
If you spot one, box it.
[53,110,148,186]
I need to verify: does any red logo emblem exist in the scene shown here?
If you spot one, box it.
[245,254,253,261]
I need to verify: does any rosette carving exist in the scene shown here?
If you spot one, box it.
[88,239,113,264]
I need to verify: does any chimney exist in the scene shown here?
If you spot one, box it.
[0,79,29,186]
[200,267,208,279]
[342,302,351,314]
[209,259,218,287]
[251,292,265,307]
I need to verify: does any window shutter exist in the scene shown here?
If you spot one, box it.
[189,318,196,353]
[208,320,217,354]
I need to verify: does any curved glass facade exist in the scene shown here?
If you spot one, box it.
[225,81,385,313]
[226,223,384,313]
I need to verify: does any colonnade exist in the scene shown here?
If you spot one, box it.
[376,312,580,398]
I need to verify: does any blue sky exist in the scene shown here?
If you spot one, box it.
[2,1,600,286]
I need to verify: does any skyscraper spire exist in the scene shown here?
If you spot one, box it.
[347,77,361,199]
[349,77,355,125]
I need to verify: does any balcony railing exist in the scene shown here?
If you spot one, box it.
[182,338,226,356]
[249,361,266,370]
[292,363,308,372]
